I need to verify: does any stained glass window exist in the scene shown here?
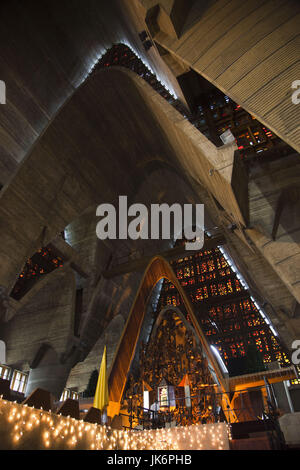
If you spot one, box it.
[11,246,64,300]
[157,243,290,374]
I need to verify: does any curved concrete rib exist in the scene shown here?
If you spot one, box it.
[0,66,241,295]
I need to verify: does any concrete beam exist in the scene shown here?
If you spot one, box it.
[49,237,91,279]
[102,234,225,278]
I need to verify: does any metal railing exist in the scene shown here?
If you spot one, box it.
[120,384,287,449]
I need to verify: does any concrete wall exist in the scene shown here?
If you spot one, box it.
[0,0,182,185]
[0,0,299,399]
[2,267,75,372]
[152,0,300,153]
[66,314,125,394]
[246,155,300,309]
[279,412,300,446]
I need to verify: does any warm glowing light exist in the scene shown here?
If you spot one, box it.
[0,397,229,450]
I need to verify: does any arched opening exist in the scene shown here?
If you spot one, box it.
[121,304,225,428]
[107,256,235,420]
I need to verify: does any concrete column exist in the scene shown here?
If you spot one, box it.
[26,363,73,401]
[25,346,74,401]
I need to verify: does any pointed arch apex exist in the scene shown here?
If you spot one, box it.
[107,255,231,417]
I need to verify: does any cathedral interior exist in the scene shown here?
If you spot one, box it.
[0,0,300,452]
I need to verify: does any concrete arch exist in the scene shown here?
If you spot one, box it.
[0,65,240,295]
[127,157,198,205]
[66,313,125,394]
[107,255,235,419]
[0,1,183,185]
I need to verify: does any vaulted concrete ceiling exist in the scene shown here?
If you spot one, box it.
[0,0,182,184]
[2,0,298,189]
[0,64,240,293]
[0,0,299,347]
